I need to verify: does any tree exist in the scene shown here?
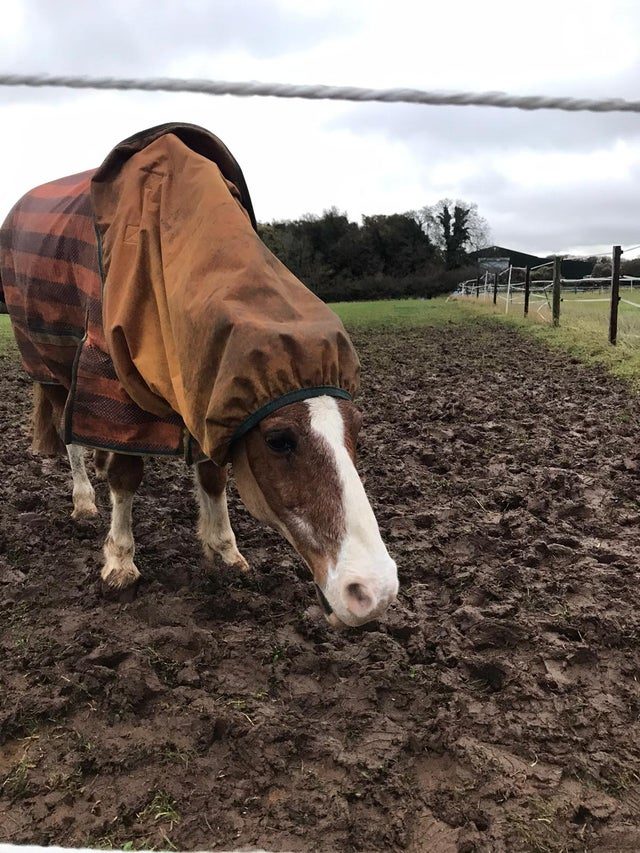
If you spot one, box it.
[361,213,435,276]
[622,257,640,277]
[417,199,491,267]
[258,200,491,301]
[591,256,612,278]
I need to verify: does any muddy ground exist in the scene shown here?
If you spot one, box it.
[1,318,640,852]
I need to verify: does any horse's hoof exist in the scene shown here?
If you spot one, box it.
[202,543,250,572]
[71,503,99,520]
[101,547,141,591]
[230,553,250,572]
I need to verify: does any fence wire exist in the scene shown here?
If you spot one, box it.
[2,73,640,113]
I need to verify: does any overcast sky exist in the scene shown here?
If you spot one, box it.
[1,0,639,257]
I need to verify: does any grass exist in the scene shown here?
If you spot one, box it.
[84,788,180,852]
[1,742,41,801]
[454,287,640,388]
[330,297,470,328]
[139,790,181,826]
[0,313,16,355]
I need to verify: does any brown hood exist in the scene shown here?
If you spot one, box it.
[91,131,359,464]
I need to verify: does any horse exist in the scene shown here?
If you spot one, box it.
[0,123,398,628]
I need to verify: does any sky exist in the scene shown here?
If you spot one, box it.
[1,0,639,258]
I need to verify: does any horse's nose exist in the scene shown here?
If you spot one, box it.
[341,566,398,621]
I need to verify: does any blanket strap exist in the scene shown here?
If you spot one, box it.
[230,386,352,446]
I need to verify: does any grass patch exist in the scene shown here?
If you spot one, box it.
[330,297,470,328]
[0,314,17,356]
[138,790,181,826]
[144,646,180,687]
[1,742,40,801]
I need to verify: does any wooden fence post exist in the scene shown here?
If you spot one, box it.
[552,257,562,327]
[476,274,480,298]
[524,266,531,317]
[493,272,498,305]
[609,244,622,345]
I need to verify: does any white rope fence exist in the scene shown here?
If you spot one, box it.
[2,73,640,113]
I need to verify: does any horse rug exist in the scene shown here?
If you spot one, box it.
[0,123,360,464]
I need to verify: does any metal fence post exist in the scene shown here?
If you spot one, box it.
[476,274,480,298]
[493,272,498,305]
[552,257,562,327]
[505,266,513,314]
[524,266,531,317]
[609,245,622,345]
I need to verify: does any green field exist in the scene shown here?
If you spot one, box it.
[330,297,470,327]
[0,313,16,355]
[461,286,640,336]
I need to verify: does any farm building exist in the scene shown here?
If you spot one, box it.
[469,245,594,279]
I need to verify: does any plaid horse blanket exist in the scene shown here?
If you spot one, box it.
[0,123,359,463]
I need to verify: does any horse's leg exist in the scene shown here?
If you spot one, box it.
[32,383,66,456]
[195,461,249,570]
[93,449,109,480]
[67,444,98,519]
[102,453,144,588]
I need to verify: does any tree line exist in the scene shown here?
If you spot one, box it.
[259,199,490,302]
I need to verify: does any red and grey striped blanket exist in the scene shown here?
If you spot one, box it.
[0,166,189,454]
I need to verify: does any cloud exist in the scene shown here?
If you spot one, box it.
[330,96,640,156]
[459,162,640,254]
[5,0,352,71]
[1,0,639,257]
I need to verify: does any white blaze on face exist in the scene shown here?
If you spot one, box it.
[306,397,398,626]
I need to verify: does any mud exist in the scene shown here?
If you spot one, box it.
[1,319,640,852]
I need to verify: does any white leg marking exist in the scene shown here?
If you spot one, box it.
[195,472,249,571]
[67,444,98,519]
[102,491,140,588]
[306,397,398,622]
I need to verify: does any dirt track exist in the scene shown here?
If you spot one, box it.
[2,319,640,852]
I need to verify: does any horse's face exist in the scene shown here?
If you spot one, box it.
[231,396,398,627]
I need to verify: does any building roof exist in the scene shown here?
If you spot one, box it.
[469,246,593,278]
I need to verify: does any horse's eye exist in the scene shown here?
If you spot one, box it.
[264,429,297,454]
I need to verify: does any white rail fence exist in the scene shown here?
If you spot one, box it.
[454,245,640,345]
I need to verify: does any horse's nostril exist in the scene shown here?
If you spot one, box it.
[345,582,373,613]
